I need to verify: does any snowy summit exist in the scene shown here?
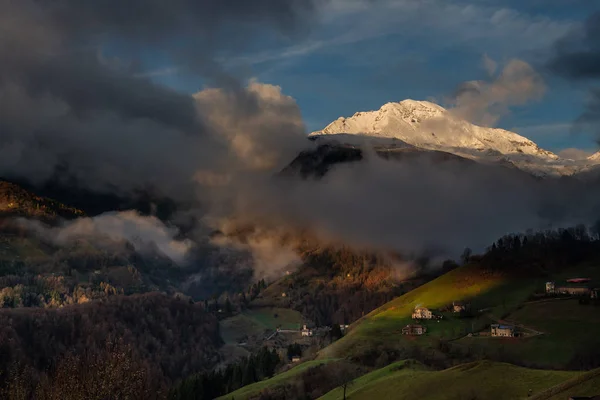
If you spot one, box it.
[309,100,599,177]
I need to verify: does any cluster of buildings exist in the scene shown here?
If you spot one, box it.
[402,304,518,337]
[403,303,467,336]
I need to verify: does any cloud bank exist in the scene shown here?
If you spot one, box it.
[20,211,192,264]
[0,0,317,198]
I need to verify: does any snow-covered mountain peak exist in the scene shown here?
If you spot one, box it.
[587,151,600,162]
[308,99,595,176]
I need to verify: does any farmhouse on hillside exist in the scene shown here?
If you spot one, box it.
[491,324,515,337]
[452,301,467,313]
[412,306,433,320]
[301,325,313,337]
[402,324,427,335]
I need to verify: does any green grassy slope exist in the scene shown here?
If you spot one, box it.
[220,307,305,344]
[545,374,600,399]
[216,359,337,400]
[318,264,538,359]
[530,368,600,400]
[319,360,580,400]
[456,298,600,368]
[453,264,600,369]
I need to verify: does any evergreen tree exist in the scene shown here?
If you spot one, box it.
[460,248,472,264]
[241,358,256,386]
[225,297,233,314]
[330,324,343,341]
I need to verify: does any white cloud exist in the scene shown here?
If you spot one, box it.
[557,148,594,160]
[449,58,546,127]
[21,211,193,264]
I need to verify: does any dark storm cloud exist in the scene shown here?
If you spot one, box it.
[0,0,320,195]
[548,11,600,80]
[548,11,600,137]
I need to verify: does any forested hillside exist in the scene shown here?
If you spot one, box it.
[0,293,222,397]
[0,180,84,220]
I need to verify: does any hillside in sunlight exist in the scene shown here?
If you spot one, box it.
[0,180,84,220]
[316,263,515,364]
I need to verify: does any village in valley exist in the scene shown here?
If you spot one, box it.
[222,273,600,367]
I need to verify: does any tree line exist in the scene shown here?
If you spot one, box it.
[170,346,280,400]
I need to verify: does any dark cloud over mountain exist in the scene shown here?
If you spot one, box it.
[0,0,319,196]
[548,11,600,137]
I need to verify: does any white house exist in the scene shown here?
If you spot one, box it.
[491,324,515,337]
[301,324,313,337]
[402,324,427,335]
[412,306,433,320]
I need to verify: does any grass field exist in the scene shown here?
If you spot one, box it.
[529,367,600,399]
[216,359,337,400]
[220,307,305,344]
[319,360,580,400]
[452,263,600,368]
[317,264,537,359]
[219,262,600,399]
[544,373,600,399]
[456,298,600,368]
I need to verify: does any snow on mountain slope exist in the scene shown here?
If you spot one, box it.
[309,100,595,177]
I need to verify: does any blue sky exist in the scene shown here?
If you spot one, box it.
[146,0,599,154]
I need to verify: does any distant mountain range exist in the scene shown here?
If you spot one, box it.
[309,99,600,177]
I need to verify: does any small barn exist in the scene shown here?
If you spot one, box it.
[402,324,427,336]
[491,324,515,337]
[412,306,433,320]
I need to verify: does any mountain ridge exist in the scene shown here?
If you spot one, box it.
[309,100,600,177]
